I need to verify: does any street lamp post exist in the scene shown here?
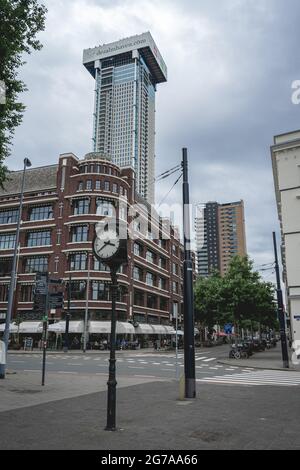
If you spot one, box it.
[83,253,91,353]
[0,158,32,379]
[63,272,71,353]
[273,232,289,368]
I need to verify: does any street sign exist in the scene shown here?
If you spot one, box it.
[224,324,233,335]
[49,278,64,285]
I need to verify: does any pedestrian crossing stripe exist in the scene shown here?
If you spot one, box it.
[197,370,300,387]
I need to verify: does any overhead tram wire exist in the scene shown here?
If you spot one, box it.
[157,172,183,208]
[155,164,182,180]
[150,164,182,186]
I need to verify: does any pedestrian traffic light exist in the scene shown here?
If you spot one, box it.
[33,293,47,313]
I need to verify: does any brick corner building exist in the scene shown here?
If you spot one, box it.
[0,152,183,344]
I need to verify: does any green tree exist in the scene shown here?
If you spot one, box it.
[194,271,227,330]
[0,0,47,184]
[194,256,278,339]
[222,256,260,329]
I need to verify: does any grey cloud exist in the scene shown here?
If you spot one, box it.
[8,0,300,274]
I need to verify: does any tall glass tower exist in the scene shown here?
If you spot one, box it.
[83,32,167,204]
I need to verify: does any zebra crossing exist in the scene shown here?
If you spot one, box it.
[197,369,300,387]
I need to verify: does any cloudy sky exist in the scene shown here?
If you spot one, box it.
[9,0,300,279]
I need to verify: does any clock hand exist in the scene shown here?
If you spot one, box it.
[97,240,115,252]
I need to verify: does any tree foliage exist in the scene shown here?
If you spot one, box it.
[0,0,47,184]
[194,256,277,332]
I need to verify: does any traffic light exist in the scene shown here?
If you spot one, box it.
[49,292,64,309]
[33,293,47,313]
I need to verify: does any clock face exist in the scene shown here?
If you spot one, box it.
[94,228,120,260]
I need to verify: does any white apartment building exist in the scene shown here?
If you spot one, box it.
[271,130,300,342]
[83,32,167,204]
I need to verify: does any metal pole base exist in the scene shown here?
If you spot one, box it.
[0,364,5,379]
[185,378,196,399]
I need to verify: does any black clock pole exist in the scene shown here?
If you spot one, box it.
[105,266,118,431]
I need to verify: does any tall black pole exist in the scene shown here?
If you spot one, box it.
[182,148,196,398]
[0,158,31,379]
[105,267,118,431]
[273,232,289,369]
[41,278,49,386]
[63,273,71,353]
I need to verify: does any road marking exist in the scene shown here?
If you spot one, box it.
[67,363,82,366]
[161,369,175,372]
[195,357,207,361]
[128,366,144,369]
[203,358,216,362]
[134,375,157,378]
[58,371,78,374]
[197,370,300,387]
[24,369,39,372]
[152,362,161,365]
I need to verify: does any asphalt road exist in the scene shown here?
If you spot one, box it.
[7,345,300,387]
[8,347,228,379]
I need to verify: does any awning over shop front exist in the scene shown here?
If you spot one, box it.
[150,325,175,335]
[133,324,176,335]
[88,321,135,334]
[116,322,135,334]
[48,321,84,334]
[18,322,43,334]
[134,323,155,335]
[166,328,198,336]
[0,322,18,333]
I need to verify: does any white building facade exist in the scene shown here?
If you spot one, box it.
[83,32,167,204]
[271,130,300,342]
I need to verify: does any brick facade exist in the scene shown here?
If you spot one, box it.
[0,152,183,328]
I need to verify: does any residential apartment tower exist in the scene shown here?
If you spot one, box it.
[195,200,247,276]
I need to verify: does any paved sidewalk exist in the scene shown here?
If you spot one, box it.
[0,370,167,413]
[217,346,300,371]
[1,374,300,450]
